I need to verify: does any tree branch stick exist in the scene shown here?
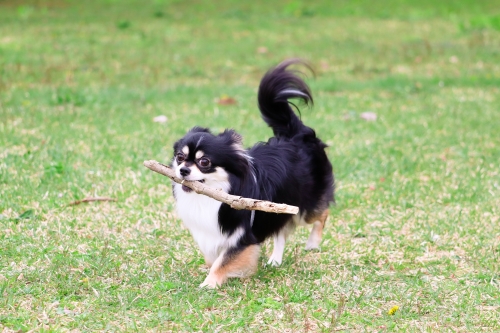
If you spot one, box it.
[68,197,117,206]
[143,160,299,215]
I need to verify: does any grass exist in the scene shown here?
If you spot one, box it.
[1,0,499,331]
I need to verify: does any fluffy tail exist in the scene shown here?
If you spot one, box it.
[258,59,313,138]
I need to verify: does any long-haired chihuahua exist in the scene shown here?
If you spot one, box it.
[171,60,334,288]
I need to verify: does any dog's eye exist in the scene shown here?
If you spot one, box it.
[176,153,185,163]
[198,157,211,168]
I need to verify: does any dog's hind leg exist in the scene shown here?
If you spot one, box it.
[305,209,329,250]
[200,244,260,288]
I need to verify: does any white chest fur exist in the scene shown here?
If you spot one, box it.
[173,181,241,264]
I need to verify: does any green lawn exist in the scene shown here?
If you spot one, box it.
[1,0,499,331]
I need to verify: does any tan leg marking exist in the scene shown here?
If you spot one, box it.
[200,245,260,288]
[305,209,329,250]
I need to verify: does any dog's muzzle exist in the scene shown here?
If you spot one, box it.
[180,166,191,177]
[181,178,205,193]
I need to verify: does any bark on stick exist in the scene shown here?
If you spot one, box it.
[143,160,299,215]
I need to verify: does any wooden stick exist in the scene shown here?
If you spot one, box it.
[143,160,299,215]
[68,197,117,206]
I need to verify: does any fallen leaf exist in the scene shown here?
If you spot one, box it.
[217,95,237,105]
[257,46,268,54]
[360,112,377,121]
[153,115,168,123]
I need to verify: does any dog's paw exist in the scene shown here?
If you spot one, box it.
[266,257,282,267]
[199,275,221,289]
[304,242,320,251]
[305,237,321,251]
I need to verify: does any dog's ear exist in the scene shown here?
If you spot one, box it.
[189,126,212,134]
[173,140,182,153]
[219,129,243,145]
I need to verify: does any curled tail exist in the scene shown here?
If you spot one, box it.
[258,59,313,138]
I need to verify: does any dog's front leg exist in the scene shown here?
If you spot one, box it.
[267,231,286,266]
[200,244,260,288]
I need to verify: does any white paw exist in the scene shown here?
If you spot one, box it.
[267,257,282,266]
[199,275,221,289]
[304,242,320,251]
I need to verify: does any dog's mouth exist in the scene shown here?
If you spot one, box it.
[182,179,205,193]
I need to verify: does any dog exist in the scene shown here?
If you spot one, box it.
[171,60,334,288]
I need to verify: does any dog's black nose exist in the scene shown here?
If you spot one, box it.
[180,166,191,177]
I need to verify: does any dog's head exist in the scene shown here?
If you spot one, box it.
[172,127,251,192]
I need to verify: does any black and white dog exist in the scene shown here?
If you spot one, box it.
[171,60,334,288]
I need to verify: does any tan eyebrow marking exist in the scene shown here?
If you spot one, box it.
[182,146,189,155]
[195,150,204,159]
